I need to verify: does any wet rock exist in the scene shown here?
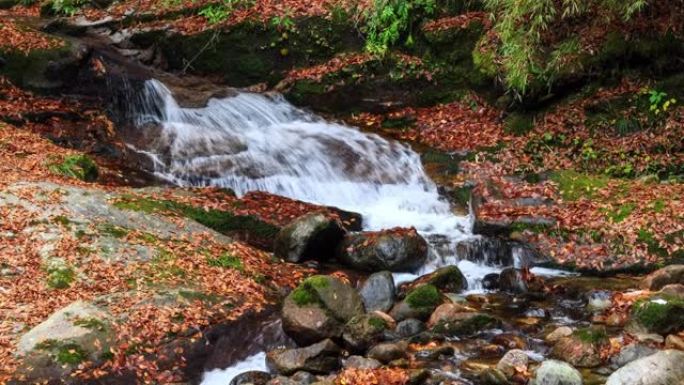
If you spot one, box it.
[609,343,658,370]
[492,334,527,350]
[640,265,684,291]
[394,319,426,338]
[343,356,381,369]
[529,360,582,385]
[342,313,390,352]
[629,294,684,335]
[479,367,510,385]
[16,301,115,382]
[401,266,468,295]
[545,326,573,344]
[427,302,472,328]
[336,228,428,272]
[496,349,529,378]
[499,268,528,294]
[483,273,500,290]
[408,369,430,385]
[550,327,608,368]
[606,350,684,385]
[367,341,408,363]
[390,284,443,321]
[230,371,273,385]
[586,290,612,313]
[456,237,514,266]
[266,339,341,376]
[282,275,364,345]
[431,312,500,337]
[274,213,346,263]
[359,271,395,313]
[414,345,454,360]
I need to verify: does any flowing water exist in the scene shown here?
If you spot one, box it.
[127,80,570,384]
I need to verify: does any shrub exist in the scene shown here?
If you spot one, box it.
[363,0,437,55]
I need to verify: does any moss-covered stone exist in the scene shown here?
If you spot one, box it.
[113,196,279,250]
[631,294,684,334]
[431,313,499,337]
[405,284,441,309]
[135,17,361,87]
[48,155,99,182]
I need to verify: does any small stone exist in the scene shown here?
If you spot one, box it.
[427,302,471,328]
[343,356,381,369]
[479,367,510,385]
[586,290,612,313]
[266,339,341,375]
[499,268,528,294]
[274,213,346,263]
[230,371,273,385]
[482,273,500,290]
[640,265,684,291]
[496,349,529,379]
[529,360,582,385]
[359,271,396,313]
[545,326,572,344]
[394,319,426,338]
[367,341,408,363]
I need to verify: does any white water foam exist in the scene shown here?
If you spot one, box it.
[201,352,267,385]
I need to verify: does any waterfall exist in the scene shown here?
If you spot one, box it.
[129,80,475,268]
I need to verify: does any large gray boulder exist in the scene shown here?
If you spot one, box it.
[359,271,396,312]
[640,265,684,291]
[274,213,346,263]
[606,350,684,385]
[282,275,365,345]
[336,228,428,272]
[530,360,583,385]
[16,301,115,382]
[266,339,341,375]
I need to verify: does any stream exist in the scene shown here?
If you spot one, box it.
[128,79,574,384]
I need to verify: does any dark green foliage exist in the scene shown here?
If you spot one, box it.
[35,340,88,365]
[49,155,98,182]
[46,265,75,289]
[363,0,437,55]
[504,113,534,136]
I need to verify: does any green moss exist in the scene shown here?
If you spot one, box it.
[290,275,330,306]
[73,318,106,331]
[368,316,388,330]
[550,170,609,201]
[432,314,498,336]
[46,265,75,289]
[605,203,636,223]
[35,339,88,365]
[137,232,158,243]
[574,327,608,344]
[48,155,98,182]
[504,113,535,136]
[178,290,222,303]
[150,248,186,280]
[632,295,684,334]
[113,197,280,241]
[98,223,129,238]
[405,284,441,309]
[52,215,71,228]
[207,253,243,271]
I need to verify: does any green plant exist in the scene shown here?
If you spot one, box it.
[405,284,441,309]
[270,8,296,32]
[51,0,87,15]
[481,0,650,95]
[207,253,243,270]
[46,265,75,289]
[198,0,254,24]
[49,155,98,182]
[364,0,437,55]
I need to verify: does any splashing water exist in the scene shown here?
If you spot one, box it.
[130,80,473,261]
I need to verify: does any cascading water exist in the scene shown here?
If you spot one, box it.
[127,79,571,385]
[129,80,484,277]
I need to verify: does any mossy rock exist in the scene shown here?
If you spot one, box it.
[431,312,500,337]
[282,275,365,345]
[49,155,99,182]
[139,17,361,87]
[630,294,684,335]
[17,301,115,382]
[342,314,390,352]
[0,36,85,92]
[113,196,279,250]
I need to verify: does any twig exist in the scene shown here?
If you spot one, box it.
[181,29,220,74]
